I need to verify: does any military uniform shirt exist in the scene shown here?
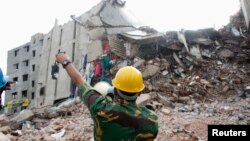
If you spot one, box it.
[78,83,158,141]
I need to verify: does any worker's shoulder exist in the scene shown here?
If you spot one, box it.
[112,103,158,120]
[78,83,94,93]
[140,106,158,119]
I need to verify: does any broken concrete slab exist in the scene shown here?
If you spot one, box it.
[88,28,106,40]
[216,48,235,59]
[178,96,191,103]
[136,94,151,105]
[100,2,141,27]
[11,110,34,123]
[224,39,240,46]
[177,30,189,52]
[87,40,103,61]
[88,0,105,16]
[132,58,145,68]
[161,108,171,115]
[173,52,186,69]
[157,94,175,108]
[190,45,202,59]
[201,49,212,58]
[0,126,11,134]
[192,38,213,46]
[142,65,160,78]
[86,16,103,27]
[0,132,10,141]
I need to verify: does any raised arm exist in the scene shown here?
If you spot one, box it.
[55,53,83,87]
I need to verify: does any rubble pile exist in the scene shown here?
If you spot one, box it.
[1,9,250,141]
[114,9,250,106]
[0,98,95,141]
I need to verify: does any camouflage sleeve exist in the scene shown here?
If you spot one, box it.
[78,83,104,111]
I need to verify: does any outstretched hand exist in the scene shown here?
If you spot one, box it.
[55,53,70,63]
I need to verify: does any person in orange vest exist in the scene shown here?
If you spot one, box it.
[56,53,158,141]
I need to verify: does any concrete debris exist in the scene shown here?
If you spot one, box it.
[136,93,151,105]
[161,108,171,115]
[231,27,241,37]
[192,38,213,46]
[0,132,10,141]
[200,49,212,58]
[142,65,160,78]
[189,45,202,59]
[132,58,145,68]
[177,30,189,52]
[10,110,34,123]
[0,126,11,134]
[2,4,250,141]
[10,130,22,136]
[51,129,65,140]
[216,47,235,59]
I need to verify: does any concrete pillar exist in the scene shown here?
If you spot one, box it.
[241,0,250,32]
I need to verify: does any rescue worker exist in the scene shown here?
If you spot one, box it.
[56,53,158,141]
[0,68,14,110]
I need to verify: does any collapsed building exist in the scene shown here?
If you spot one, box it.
[4,0,250,112]
[33,0,164,107]
[241,0,250,32]
[1,0,250,140]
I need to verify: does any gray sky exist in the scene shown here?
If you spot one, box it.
[0,0,240,74]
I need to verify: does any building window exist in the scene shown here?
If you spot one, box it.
[13,77,18,82]
[23,74,28,81]
[14,63,19,69]
[12,92,17,99]
[40,87,45,96]
[32,65,35,71]
[22,90,27,98]
[40,39,43,45]
[33,39,36,44]
[31,92,35,99]
[14,49,19,56]
[24,46,30,52]
[72,43,75,62]
[73,21,77,39]
[23,60,29,67]
[32,50,36,57]
[59,29,63,46]
[32,80,35,87]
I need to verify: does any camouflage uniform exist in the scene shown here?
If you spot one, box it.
[79,83,158,141]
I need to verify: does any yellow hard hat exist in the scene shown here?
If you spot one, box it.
[112,66,145,93]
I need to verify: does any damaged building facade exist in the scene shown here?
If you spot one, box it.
[241,0,250,32]
[5,33,45,113]
[5,0,250,111]
[34,0,163,107]
[2,1,250,140]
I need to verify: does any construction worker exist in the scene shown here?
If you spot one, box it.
[56,53,158,141]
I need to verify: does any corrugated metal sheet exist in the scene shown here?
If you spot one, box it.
[108,35,126,59]
[119,30,164,44]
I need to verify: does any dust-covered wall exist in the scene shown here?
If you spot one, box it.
[34,0,139,107]
[6,33,44,111]
[241,0,250,32]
